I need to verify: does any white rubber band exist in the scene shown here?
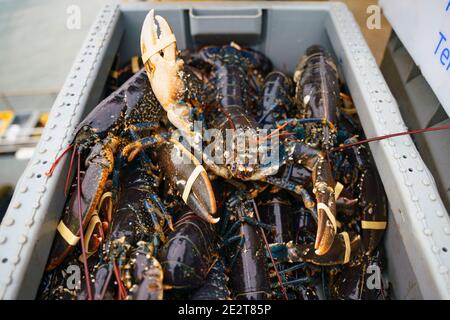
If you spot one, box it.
[98,192,112,210]
[334,182,344,200]
[182,165,205,203]
[341,231,351,264]
[78,213,102,263]
[317,202,337,233]
[361,220,387,230]
[57,220,80,246]
[141,34,176,65]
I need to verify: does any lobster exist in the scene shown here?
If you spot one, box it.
[270,136,387,266]
[159,211,218,292]
[140,10,280,183]
[89,157,167,300]
[140,12,348,258]
[45,69,217,272]
[220,190,272,300]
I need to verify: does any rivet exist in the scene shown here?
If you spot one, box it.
[422,179,430,186]
[32,201,40,209]
[405,180,412,187]
[410,152,417,159]
[11,256,20,265]
[3,217,14,226]
[416,212,424,219]
[34,159,41,165]
[12,202,21,209]
[0,236,7,244]
[436,211,443,217]
[38,186,46,193]
[393,153,400,159]
[26,172,34,178]
[39,148,47,154]
[25,218,34,227]
[429,194,437,201]
[395,118,401,125]
[2,275,12,286]
[55,112,61,117]
[444,227,450,235]
[411,195,418,202]
[18,235,27,244]
[390,108,397,114]
[50,124,56,129]
[439,266,448,274]
[44,136,51,142]
[399,167,406,173]
[432,246,439,253]
[423,228,432,236]
[388,140,395,146]
[416,165,424,172]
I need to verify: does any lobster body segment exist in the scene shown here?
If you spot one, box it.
[159,212,218,289]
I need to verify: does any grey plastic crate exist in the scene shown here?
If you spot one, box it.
[0,1,449,300]
[381,31,450,213]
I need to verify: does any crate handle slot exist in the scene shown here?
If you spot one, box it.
[189,8,263,44]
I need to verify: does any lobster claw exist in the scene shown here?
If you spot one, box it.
[312,152,337,256]
[284,232,362,266]
[140,10,195,140]
[156,139,218,224]
[46,138,118,271]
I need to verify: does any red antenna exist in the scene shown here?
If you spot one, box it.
[332,124,450,152]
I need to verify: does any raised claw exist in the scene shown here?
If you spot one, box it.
[140,10,194,139]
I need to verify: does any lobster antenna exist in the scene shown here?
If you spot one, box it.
[251,199,289,300]
[77,151,93,300]
[113,261,127,299]
[45,144,74,177]
[332,124,450,152]
[64,146,77,196]
[98,267,114,300]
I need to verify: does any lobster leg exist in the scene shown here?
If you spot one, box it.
[129,241,164,300]
[46,137,119,271]
[143,199,166,252]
